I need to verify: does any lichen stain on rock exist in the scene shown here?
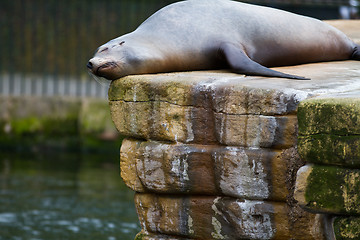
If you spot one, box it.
[334,217,360,239]
[257,115,277,147]
[185,109,195,142]
[138,145,167,190]
[211,197,228,240]
[298,134,360,168]
[233,199,275,239]
[215,147,270,199]
[298,98,360,136]
[342,171,360,213]
[187,215,194,235]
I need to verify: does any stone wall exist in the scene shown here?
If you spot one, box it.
[109,21,360,240]
[109,58,360,239]
[0,96,120,153]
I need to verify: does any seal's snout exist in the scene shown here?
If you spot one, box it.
[87,57,120,80]
[87,61,93,70]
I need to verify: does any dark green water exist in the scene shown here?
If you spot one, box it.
[0,153,140,240]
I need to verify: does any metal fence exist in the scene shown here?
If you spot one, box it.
[0,0,175,98]
[0,73,109,98]
[0,0,357,98]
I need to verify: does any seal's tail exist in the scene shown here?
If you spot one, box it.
[352,45,360,60]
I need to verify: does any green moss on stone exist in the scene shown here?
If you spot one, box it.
[305,165,360,215]
[305,165,344,213]
[334,217,360,240]
[298,98,360,136]
[298,134,360,168]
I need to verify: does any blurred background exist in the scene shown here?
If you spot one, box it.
[0,0,358,240]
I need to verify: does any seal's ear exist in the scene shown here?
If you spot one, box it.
[119,41,125,46]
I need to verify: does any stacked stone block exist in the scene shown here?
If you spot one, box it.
[109,72,336,239]
[108,22,360,238]
[295,96,360,239]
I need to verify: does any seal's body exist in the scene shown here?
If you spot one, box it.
[87,0,360,80]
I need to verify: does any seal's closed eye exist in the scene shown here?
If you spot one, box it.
[119,41,125,45]
[99,47,108,53]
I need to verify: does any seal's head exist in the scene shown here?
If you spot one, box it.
[87,37,143,80]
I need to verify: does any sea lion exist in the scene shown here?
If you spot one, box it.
[87,0,360,80]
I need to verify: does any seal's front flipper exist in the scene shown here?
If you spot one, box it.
[351,45,360,60]
[220,43,310,80]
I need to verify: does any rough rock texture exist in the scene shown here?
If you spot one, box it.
[121,139,295,201]
[297,97,360,168]
[294,93,360,240]
[135,193,326,240]
[109,21,360,240]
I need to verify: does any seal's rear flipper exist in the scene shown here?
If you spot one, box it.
[220,43,310,80]
[351,45,360,60]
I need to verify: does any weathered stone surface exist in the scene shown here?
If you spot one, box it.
[110,100,298,147]
[135,193,327,240]
[110,61,360,147]
[110,100,203,144]
[109,60,360,109]
[333,216,360,240]
[215,113,297,148]
[120,139,146,192]
[120,139,301,201]
[109,72,306,118]
[294,164,360,215]
[298,134,360,168]
[109,62,360,111]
